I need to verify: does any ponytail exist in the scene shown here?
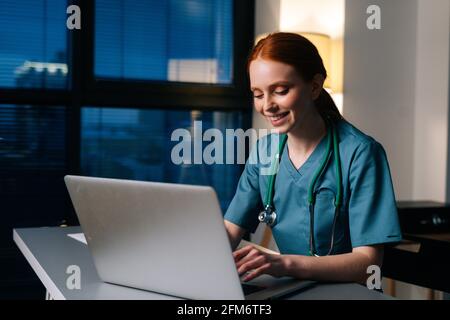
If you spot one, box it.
[315,89,343,122]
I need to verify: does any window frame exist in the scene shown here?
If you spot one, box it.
[0,0,255,107]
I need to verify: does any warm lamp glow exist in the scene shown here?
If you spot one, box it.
[298,32,332,90]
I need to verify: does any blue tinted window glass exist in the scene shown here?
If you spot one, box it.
[0,0,68,88]
[95,0,233,84]
[81,107,244,211]
[0,104,67,245]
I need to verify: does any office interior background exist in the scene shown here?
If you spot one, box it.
[1,0,449,300]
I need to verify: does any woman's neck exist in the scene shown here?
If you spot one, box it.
[286,109,327,158]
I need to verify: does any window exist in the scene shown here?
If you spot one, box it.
[0,0,253,297]
[0,0,68,89]
[81,107,244,211]
[0,104,67,247]
[95,0,233,84]
[0,0,253,225]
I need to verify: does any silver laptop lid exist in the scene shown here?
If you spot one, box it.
[64,175,244,300]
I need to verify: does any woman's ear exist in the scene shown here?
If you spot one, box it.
[311,74,325,100]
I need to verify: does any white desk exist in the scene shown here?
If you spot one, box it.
[13,226,393,300]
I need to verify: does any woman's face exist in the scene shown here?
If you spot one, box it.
[249,58,320,134]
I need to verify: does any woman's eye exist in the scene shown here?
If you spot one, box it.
[253,94,263,99]
[275,89,289,95]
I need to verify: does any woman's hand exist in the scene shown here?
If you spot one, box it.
[233,245,291,282]
[233,244,384,284]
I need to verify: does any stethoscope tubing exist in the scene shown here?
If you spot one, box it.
[259,118,343,257]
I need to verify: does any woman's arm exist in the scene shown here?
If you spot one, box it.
[224,220,247,251]
[285,245,383,284]
[234,244,383,284]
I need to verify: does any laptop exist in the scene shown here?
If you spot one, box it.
[64,175,315,300]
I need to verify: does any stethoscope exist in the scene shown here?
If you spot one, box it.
[258,118,343,257]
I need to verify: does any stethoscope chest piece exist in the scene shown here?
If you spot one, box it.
[258,205,277,227]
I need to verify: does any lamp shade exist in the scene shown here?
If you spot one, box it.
[298,32,332,90]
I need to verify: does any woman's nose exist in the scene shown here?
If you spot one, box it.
[263,97,278,113]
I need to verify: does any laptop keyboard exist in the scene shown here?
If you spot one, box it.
[241,283,265,295]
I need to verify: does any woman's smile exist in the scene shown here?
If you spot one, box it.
[266,111,290,126]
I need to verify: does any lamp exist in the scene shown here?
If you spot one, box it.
[298,32,332,90]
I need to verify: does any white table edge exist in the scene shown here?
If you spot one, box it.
[13,229,66,300]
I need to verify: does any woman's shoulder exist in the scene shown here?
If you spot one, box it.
[253,131,282,150]
[335,119,389,164]
[335,119,382,149]
[253,119,386,157]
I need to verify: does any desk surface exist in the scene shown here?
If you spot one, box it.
[13,227,392,300]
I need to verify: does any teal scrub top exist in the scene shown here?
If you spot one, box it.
[224,119,403,256]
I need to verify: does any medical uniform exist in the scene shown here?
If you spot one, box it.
[224,119,403,256]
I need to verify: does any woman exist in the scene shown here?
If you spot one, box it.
[224,32,402,284]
